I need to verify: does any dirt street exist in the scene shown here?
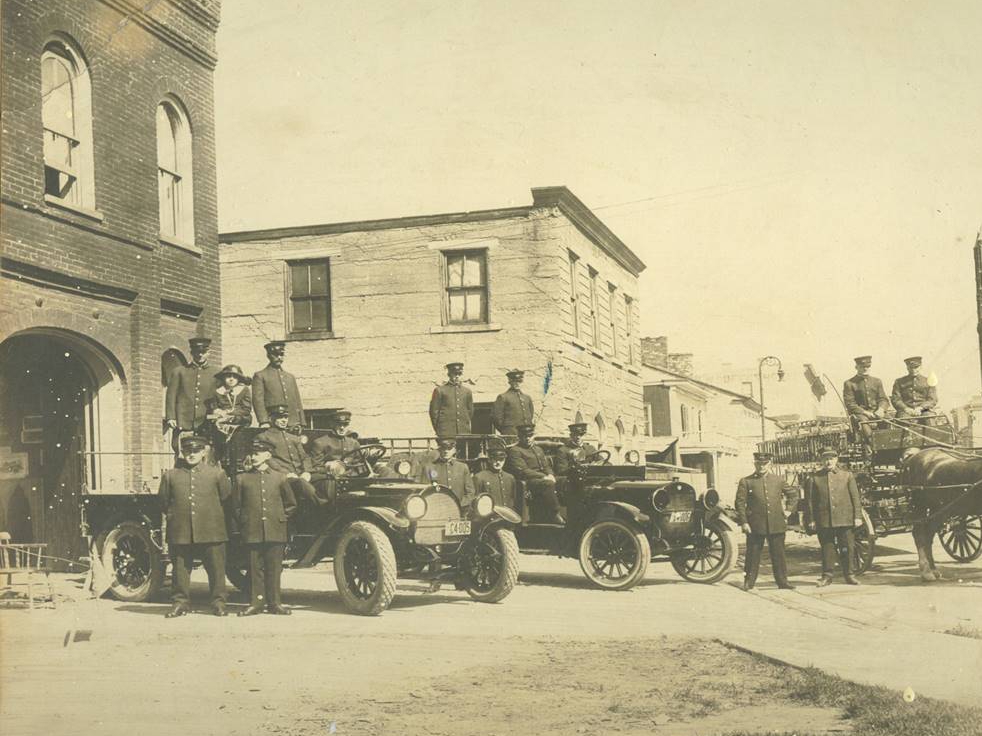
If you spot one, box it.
[2,532,981,736]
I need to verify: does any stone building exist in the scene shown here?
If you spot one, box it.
[220,187,647,456]
[0,0,223,561]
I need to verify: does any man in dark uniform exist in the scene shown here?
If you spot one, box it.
[419,437,475,506]
[492,369,534,437]
[252,341,305,429]
[165,336,218,455]
[308,409,360,477]
[805,447,863,586]
[734,452,796,591]
[891,356,938,418]
[429,362,474,437]
[553,422,599,510]
[158,435,232,617]
[256,405,325,506]
[842,356,890,442]
[473,447,517,510]
[506,424,564,524]
[235,437,297,616]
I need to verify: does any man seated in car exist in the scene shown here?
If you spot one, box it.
[419,437,475,507]
[552,422,599,510]
[506,424,564,524]
[309,409,361,477]
[256,404,326,506]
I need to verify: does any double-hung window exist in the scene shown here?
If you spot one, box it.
[288,259,332,334]
[156,99,195,245]
[444,250,488,324]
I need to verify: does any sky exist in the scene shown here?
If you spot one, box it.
[214,1,982,415]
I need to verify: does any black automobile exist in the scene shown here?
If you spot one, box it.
[514,442,737,590]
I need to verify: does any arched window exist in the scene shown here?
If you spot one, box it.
[41,38,94,208]
[156,98,195,245]
[595,413,606,446]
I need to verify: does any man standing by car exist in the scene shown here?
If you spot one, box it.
[843,356,889,442]
[429,362,474,437]
[734,452,796,591]
[165,336,218,456]
[235,437,297,616]
[252,341,305,429]
[506,424,564,524]
[805,448,863,586]
[473,446,516,510]
[158,435,231,617]
[420,437,475,506]
[257,404,326,507]
[492,369,534,437]
[891,356,938,418]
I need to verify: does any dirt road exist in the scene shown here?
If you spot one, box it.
[2,533,980,736]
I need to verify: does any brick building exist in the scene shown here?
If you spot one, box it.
[219,187,647,456]
[0,0,223,562]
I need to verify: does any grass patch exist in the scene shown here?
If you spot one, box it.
[944,623,982,640]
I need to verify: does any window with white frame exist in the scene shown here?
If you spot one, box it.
[444,249,488,324]
[156,98,195,244]
[41,38,95,209]
[288,259,332,334]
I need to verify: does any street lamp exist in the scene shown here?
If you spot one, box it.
[758,355,784,443]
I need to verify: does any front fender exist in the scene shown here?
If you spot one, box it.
[342,506,411,531]
[710,511,739,533]
[593,500,649,526]
[490,506,521,524]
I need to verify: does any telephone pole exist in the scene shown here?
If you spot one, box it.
[975,229,982,393]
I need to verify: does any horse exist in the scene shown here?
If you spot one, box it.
[900,447,982,582]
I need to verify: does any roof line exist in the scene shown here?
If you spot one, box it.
[644,362,763,409]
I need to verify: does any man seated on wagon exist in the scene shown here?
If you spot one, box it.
[891,356,938,419]
[842,355,889,443]
[308,409,361,477]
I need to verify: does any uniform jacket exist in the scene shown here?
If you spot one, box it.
[429,382,474,436]
[474,468,517,509]
[165,362,218,429]
[308,432,360,466]
[491,389,534,435]
[842,375,889,417]
[805,468,861,529]
[419,458,475,505]
[553,441,599,477]
[734,472,794,536]
[891,374,938,415]
[158,461,231,544]
[210,385,253,427]
[234,467,297,543]
[256,427,313,476]
[252,365,305,427]
[506,443,554,482]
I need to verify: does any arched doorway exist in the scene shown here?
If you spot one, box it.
[0,330,125,565]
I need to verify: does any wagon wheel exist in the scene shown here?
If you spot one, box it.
[578,519,650,590]
[938,515,982,563]
[852,510,876,574]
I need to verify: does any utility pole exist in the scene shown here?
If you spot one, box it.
[975,228,982,393]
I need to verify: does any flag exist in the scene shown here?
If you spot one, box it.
[543,360,553,395]
[803,364,826,401]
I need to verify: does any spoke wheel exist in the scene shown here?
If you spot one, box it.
[853,510,876,574]
[578,519,650,590]
[97,520,163,602]
[461,527,520,603]
[671,520,735,584]
[939,515,982,563]
[333,521,397,615]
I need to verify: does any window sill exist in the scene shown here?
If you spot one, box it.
[160,234,202,255]
[43,194,104,222]
[430,323,502,335]
[286,331,341,342]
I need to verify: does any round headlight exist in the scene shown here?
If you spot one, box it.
[652,488,670,511]
[395,459,412,477]
[625,450,640,465]
[404,495,427,520]
[474,494,494,517]
[703,488,720,509]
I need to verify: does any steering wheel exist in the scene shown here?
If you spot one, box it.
[338,443,388,477]
[583,450,612,465]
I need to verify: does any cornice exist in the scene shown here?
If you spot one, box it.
[97,0,218,70]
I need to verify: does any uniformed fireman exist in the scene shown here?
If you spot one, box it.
[165,336,219,455]
[419,437,476,506]
[256,404,326,506]
[158,435,232,617]
[506,424,564,524]
[473,447,517,510]
[235,437,297,616]
[553,423,599,477]
[734,452,796,591]
[804,447,863,586]
[252,341,305,429]
[891,356,938,418]
[308,409,360,476]
[491,369,534,437]
[842,356,889,441]
[429,362,474,437]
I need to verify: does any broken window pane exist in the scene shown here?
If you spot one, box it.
[447,255,464,288]
[462,255,484,287]
[448,293,466,322]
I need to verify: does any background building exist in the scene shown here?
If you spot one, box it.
[0,0,223,562]
[220,187,646,456]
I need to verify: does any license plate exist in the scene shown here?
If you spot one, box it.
[444,520,471,536]
[669,511,691,523]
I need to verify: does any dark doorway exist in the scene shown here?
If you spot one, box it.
[473,402,494,434]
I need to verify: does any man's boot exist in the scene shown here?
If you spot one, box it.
[165,602,190,618]
[841,552,860,585]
